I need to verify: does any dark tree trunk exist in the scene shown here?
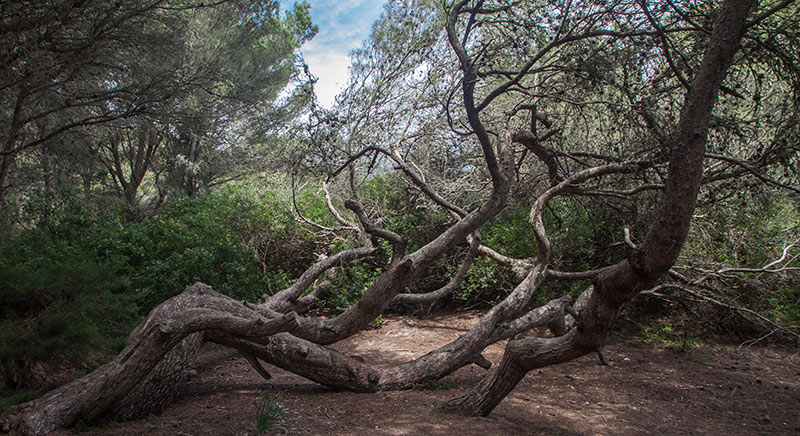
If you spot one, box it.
[441,332,585,414]
[0,151,15,215]
[107,332,204,421]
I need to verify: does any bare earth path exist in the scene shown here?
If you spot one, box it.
[53,312,800,436]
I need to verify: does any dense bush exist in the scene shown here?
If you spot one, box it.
[100,183,315,310]
[0,230,137,388]
[675,193,800,339]
[0,182,318,389]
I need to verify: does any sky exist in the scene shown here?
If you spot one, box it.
[279,0,388,107]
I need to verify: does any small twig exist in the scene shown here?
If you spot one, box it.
[291,177,351,233]
[705,153,800,195]
[645,280,799,342]
[322,181,360,231]
[716,241,799,275]
[738,329,778,350]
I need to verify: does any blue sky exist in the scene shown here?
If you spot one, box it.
[280,1,388,107]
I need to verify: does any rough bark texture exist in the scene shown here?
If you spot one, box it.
[107,332,204,421]
[208,292,575,394]
[440,0,755,415]
[264,244,377,313]
[2,61,514,435]
[441,332,585,415]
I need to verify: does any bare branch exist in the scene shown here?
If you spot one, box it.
[487,295,574,343]
[513,130,562,186]
[572,184,664,199]
[264,244,378,313]
[717,241,799,274]
[242,353,272,381]
[291,181,342,233]
[367,146,468,218]
[641,281,799,341]
[344,198,407,261]
[547,269,601,281]
[393,234,480,305]
[705,153,800,195]
[748,0,796,27]
[636,0,691,91]
[445,0,507,191]
[624,226,638,249]
[679,240,800,278]
[319,181,353,225]
[475,243,532,282]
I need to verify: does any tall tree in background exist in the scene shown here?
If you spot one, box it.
[0,0,316,217]
[1,0,178,211]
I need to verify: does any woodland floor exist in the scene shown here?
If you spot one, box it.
[52,311,800,436]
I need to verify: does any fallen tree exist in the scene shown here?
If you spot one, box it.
[3,0,796,433]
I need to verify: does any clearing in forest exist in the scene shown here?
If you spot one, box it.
[57,312,800,436]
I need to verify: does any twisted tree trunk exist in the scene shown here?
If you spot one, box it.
[440,0,755,415]
[1,284,298,435]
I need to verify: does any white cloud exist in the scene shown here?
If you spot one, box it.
[281,0,386,107]
[304,50,352,107]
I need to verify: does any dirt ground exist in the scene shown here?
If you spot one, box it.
[54,311,800,436]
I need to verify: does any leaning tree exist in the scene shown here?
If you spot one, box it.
[3,0,798,433]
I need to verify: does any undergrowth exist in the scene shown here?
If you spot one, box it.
[248,391,289,435]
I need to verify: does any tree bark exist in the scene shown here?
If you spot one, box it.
[1,283,298,435]
[0,152,16,215]
[208,292,576,393]
[440,332,585,415]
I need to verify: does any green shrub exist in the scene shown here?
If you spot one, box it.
[86,183,319,312]
[0,232,137,388]
[314,258,383,310]
[0,181,322,391]
[655,193,800,339]
[253,391,288,433]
